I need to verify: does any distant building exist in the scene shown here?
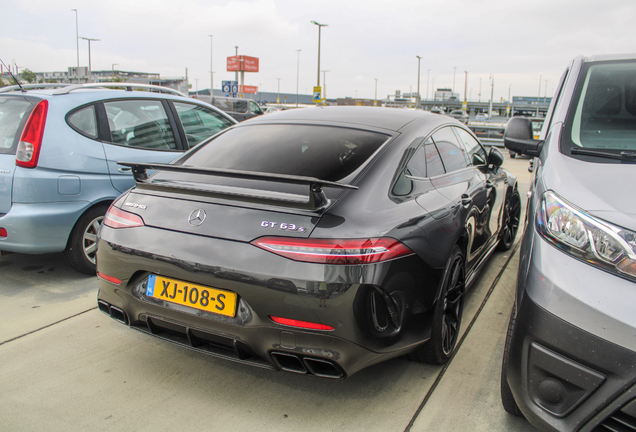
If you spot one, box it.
[434,88,459,102]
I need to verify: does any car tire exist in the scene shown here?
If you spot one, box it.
[501,303,524,417]
[410,245,465,365]
[497,188,521,251]
[63,204,109,275]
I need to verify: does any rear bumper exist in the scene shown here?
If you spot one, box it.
[0,201,90,253]
[96,224,439,377]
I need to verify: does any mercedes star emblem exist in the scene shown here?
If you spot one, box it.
[188,209,207,227]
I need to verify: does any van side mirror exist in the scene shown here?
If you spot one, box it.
[504,117,544,157]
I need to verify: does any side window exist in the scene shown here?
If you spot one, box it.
[249,101,262,114]
[454,128,487,166]
[235,100,248,113]
[67,105,98,139]
[432,127,468,172]
[424,138,445,177]
[104,100,177,150]
[173,102,234,148]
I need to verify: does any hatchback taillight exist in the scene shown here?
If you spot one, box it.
[251,237,414,264]
[16,100,48,169]
[103,206,144,229]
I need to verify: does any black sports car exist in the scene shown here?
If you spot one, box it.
[96,106,520,378]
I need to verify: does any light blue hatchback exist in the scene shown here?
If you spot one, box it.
[0,83,237,273]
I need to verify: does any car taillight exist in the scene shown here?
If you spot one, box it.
[0,228,7,238]
[16,99,48,169]
[103,206,144,229]
[270,316,334,331]
[251,237,414,264]
[97,272,122,285]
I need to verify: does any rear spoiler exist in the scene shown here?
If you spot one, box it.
[117,162,358,212]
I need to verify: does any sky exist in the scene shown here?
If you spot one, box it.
[2,0,635,101]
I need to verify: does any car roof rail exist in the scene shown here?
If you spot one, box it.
[52,83,188,97]
[0,83,74,93]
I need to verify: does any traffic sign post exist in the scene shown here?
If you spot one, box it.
[222,80,238,97]
[313,86,321,103]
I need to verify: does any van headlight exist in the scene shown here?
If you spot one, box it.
[537,191,636,280]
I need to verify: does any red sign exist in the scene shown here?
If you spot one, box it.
[240,85,258,94]
[227,55,259,72]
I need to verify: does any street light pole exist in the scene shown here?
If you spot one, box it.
[296,49,301,107]
[79,37,99,83]
[209,35,213,95]
[463,71,468,105]
[374,78,378,102]
[71,9,79,82]
[453,66,457,95]
[234,46,239,84]
[508,84,512,118]
[277,78,281,105]
[432,78,435,102]
[311,21,328,102]
[321,70,329,101]
[426,69,430,102]
[489,74,494,118]
[111,63,118,77]
[416,55,422,109]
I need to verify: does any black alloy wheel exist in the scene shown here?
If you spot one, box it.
[501,303,524,417]
[411,245,465,365]
[497,188,521,251]
[63,204,109,275]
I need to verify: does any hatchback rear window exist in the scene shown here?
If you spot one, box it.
[182,124,389,182]
[0,97,33,155]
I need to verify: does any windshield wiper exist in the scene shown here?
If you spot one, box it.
[570,147,636,161]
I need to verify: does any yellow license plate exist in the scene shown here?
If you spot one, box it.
[146,274,237,317]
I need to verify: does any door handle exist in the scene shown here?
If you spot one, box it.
[117,165,132,173]
[461,194,472,206]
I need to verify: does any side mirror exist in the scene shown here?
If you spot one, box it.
[504,117,544,157]
[487,146,504,167]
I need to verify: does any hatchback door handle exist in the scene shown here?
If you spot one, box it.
[461,194,472,206]
[117,165,132,173]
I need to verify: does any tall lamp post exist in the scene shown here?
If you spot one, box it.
[71,9,79,82]
[463,71,468,106]
[489,74,494,118]
[426,69,430,101]
[452,66,457,95]
[277,78,281,105]
[374,78,378,103]
[111,63,118,77]
[296,49,301,107]
[311,21,328,103]
[79,37,99,83]
[322,70,329,101]
[416,55,422,109]
[208,35,213,95]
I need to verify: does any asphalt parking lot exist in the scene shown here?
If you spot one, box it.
[0,153,540,432]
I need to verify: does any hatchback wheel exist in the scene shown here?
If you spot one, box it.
[497,188,521,251]
[63,204,108,274]
[410,245,465,365]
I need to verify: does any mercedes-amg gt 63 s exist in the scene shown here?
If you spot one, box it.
[96,106,520,378]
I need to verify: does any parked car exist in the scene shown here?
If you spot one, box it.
[501,54,636,430]
[449,109,469,124]
[96,106,520,378]
[197,96,264,121]
[0,83,237,274]
[475,112,489,120]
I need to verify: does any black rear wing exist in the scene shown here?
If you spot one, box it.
[118,162,358,212]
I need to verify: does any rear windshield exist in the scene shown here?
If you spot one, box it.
[180,124,390,183]
[0,97,33,155]
[563,60,636,152]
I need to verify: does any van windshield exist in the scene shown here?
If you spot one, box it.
[563,60,636,154]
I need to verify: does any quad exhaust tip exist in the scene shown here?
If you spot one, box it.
[98,300,129,325]
[271,351,344,379]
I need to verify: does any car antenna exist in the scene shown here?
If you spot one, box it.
[0,58,25,92]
